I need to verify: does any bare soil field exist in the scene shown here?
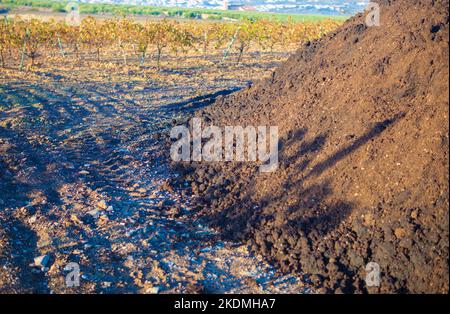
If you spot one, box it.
[0,49,313,293]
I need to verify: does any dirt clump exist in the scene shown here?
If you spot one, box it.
[178,0,449,293]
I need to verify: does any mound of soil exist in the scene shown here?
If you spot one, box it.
[174,0,449,293]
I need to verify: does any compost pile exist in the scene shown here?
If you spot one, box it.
[179,0,449,293]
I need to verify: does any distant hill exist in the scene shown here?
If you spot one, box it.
[70,1,369,16]
[0,0,350,22]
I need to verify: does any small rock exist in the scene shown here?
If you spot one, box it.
[363,213,375,226]
[394,228,406,239]
[33,255,50,267]
[147,286,159,294]
[310,274,324,285]
[97,215,109,226]
[160,183,173,193]
[185,283,205,293]
[167,206,180,217]
[87,209,100,218]
[70,214,82,224]
[97,200,108,210]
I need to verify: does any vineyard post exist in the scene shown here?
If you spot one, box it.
[140,50,145,66]
[19,28,30,71]
[116,32,127,66]
[203,29,208,59]
[0,46,3,69]
[0,18,5,68]
[222,27,240,63]
[156,45,162,71]
[120,39,127,66]
[6,17,12,59]
[57,36,66,58]
[0,28,4,68]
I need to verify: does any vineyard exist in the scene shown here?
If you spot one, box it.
[0,17,341,71]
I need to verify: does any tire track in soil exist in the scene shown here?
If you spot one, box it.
[0,74,310,293]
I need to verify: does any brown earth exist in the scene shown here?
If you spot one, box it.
[177,0,449,293]
[1,50,311,293]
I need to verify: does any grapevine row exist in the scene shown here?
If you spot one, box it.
[0,17,341,70]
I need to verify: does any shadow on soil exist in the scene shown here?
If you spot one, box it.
[202,113,404,257]
[0,80,258,293]
[0,82,149,293]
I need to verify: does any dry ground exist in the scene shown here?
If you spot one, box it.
[0,48,312,293]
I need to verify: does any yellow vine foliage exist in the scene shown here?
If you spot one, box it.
[0,16,342,68]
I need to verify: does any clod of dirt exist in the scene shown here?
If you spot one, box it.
[182,0,449,293]
[33,255,50,268]
[97,200,108,210]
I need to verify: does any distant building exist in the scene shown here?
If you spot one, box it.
[224,1,256,12]
[222,0,228,11]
